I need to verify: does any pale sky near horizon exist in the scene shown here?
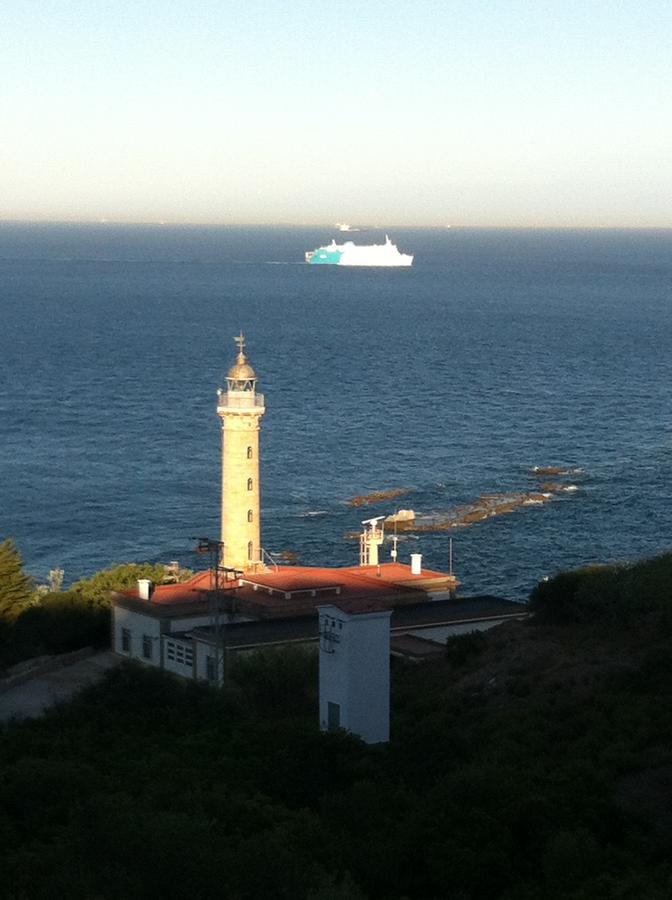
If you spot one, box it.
[1,0,670,227]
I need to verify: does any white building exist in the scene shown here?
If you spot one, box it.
[318,603,392,744]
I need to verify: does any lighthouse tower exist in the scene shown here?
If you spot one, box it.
[216,333,265,572]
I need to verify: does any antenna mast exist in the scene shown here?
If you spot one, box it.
[390,514,399,562]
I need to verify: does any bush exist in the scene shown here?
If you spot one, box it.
[10,591,110,657]
[445,629,487,667]
[228,646,318,717]
[529,554,672,626]
[70,562,178,606]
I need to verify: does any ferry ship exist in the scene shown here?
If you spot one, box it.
[305,235,413,267]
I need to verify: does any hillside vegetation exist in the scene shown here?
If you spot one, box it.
[1,553,672,898]
[0,547,188,670]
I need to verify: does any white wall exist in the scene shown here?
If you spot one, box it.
[193,637,225,686]
[113,606,162,668]
[426,590,455,602]
[318,605,392,744]
[167,613,255,634]
[167,615,216,633]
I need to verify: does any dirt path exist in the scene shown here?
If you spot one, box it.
[0,651,122,722]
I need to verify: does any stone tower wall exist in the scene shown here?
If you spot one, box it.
[220,411,262,571]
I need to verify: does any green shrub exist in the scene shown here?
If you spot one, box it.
[445,629,487,666]
[228,646,318,717]
[529,553,672,625]
[70,562,178,606]
[10,591,110,656]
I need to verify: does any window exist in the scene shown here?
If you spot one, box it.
[247,446,253,459]
[247,509,253,523]
[167,640,193,667]
[248,541,254,560]
[142,635,152,660]
[206,656,217,683]
[327,702,341,732]
[247,478,253,491]
[121,628,130,652]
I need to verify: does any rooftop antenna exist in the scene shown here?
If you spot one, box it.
[390,513,399,562]
[360,516,385,567]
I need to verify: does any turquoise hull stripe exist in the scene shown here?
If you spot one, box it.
[309,249,342,265]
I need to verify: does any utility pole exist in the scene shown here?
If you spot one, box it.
[194,537,242,685]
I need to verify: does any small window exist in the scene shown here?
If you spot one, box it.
[247,446,253,459]
[248,541,254,560]
[327,702,341,732]
[247,478,253,491]
[142,635,152,660]
[121,628,130,652]
[206,656,216,683]
[247,509,253,523]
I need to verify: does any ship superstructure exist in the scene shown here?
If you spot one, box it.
[305,235,413,267]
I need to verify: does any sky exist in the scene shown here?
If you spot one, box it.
[1,0,670,227]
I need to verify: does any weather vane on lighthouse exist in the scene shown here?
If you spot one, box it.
[235,331,245,356]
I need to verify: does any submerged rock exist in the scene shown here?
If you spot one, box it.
[347,488,413,507]
[530,466,572,477]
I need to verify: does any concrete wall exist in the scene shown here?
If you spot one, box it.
[113,606,162,667]
[318,605,392,744]
[193,637,225,686]
[167,615,216,633]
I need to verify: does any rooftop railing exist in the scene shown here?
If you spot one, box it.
[216,393,265,410]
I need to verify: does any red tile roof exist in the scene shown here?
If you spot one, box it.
[118,562,456,618]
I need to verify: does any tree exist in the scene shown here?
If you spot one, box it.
[0,538,33,623]
[12,591,110,654]
[70,562,184,607]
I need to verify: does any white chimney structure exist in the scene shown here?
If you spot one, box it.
[318,603,392,744]
[137,579,152,601]
[410,553,422,575]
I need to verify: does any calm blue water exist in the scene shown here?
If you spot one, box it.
[1,224,671,599]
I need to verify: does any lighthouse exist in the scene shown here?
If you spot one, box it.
[216,333,265,572]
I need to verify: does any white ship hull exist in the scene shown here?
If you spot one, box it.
[340,250,413,267]
[305,235,413,267]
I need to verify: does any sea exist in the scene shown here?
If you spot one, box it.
[1,224,671,601]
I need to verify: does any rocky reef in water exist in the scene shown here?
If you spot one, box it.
[343,466,583,538]
[346,487,413,507]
